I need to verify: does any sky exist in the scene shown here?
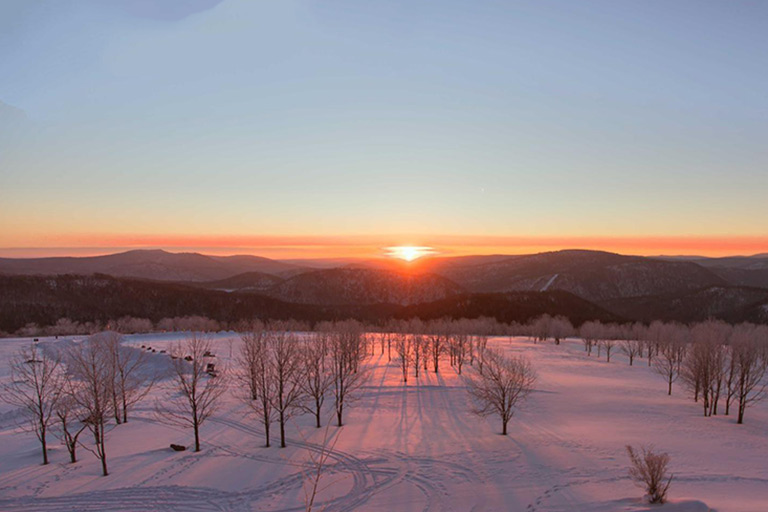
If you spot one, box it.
[1,0,767,259]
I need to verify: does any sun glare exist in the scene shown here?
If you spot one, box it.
[385,246,435,262]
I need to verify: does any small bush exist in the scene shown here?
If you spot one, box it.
[626,445,672,504]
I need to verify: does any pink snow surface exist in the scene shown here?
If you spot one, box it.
[0,333,766,511]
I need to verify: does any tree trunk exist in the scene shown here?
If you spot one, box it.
[194,422,201,452]
[41,429,48,465]
[668,376,672,396]
[279,412,286,448]
[99,423,108,476]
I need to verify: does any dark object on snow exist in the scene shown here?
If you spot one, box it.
[170,444,186,452]
[160,350,166,353]
[33,338,39,342]
[184,355,193,362]
[204,351,215,357]
[206,363,216,373]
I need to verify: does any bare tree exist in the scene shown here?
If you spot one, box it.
[732,329,767,424]
[474,334,489,374]
[427,323,447,373]
[450,331,469,375]
[55,393,87,463]
[156,335,227,452]
[620,325,644,366]
[653,329,687,396]
[239,329,276,447]
[683,321,729,416]
[600,324,618,363]
[329,323,367,426]
[466,349,536,435]
[269,331,305,448]
[299,333,333,428]
[66,336,114,476]
[626,445,673,504]
[101,332,155,423]
[2,344,63,465]
[412,334,424,379]
[394,332,412,383]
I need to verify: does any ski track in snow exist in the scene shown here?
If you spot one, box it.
[540,273,559,291]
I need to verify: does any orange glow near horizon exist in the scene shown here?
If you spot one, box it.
[0,234,768,261]
[2,233,768,259]
[385,246,436,261]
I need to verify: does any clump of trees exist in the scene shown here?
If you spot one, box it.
[535,316,768,425]
[236,320,370,449]
[1,332,158,474]
[6,315,229,339]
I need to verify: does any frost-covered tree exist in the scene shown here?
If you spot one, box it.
[579,321,601,356]
[549,316,573,345]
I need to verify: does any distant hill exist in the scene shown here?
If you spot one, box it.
[4,249,768,328]
[267,268,464,306]
[430,250,727,302]
[0,249,302,281]
[679,255,768,289]
[601,286,768,324]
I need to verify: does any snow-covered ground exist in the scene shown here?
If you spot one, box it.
[1,333,766,511]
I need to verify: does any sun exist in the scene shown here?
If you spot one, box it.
[384,246,435,262]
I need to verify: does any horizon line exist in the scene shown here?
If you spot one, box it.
[1,243,767,260]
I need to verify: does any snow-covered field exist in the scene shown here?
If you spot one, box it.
[1,333,766,512]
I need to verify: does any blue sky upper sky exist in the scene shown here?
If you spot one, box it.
[1,0,767,258]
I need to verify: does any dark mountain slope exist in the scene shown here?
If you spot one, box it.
[0,274,624,333]
[398,291,621,325]
[267,268,464,306]
[601,286,768,324]
[433,250,726,302]
[180,271,285,292]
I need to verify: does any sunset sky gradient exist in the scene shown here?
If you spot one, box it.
[1,0,767,259]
